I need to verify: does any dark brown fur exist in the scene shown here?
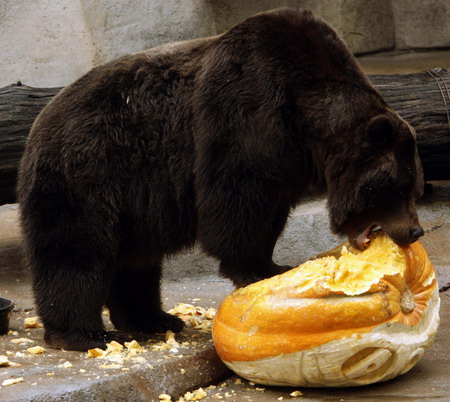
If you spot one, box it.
[17,9,423,351]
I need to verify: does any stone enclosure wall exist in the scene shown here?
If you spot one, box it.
[1,0,449,87]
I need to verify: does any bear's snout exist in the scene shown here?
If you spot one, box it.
[408,225,425,243]
[384,223,424,246]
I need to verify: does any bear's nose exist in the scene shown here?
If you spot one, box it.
[409,226,424,243]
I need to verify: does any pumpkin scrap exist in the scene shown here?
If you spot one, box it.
[212,232,440,387]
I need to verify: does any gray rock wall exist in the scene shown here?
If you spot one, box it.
[0,0,448,87]
[0,0,95,87]
[321,0,395,54]
[80,0,216,66]
[392,0,450,49]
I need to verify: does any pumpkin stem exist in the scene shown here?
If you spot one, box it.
[400,287,416,314]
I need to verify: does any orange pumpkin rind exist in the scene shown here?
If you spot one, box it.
[212,233,440,387]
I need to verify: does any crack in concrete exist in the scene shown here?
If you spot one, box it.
[439,282,450,293]
[424,224,445,234]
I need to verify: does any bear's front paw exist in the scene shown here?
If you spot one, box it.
[112,310,185,334]
[145,311,185,334]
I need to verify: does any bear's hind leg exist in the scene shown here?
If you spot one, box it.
[20,183,123,351]
[31,235,121,351]
[106,261,184,334]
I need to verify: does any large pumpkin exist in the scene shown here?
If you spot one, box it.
[212,232,440,387]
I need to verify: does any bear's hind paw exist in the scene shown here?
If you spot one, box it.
[44,328,128,351]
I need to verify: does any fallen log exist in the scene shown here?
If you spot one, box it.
[0,83,61,204]
[1,69,449,205]
[370,69,450,181]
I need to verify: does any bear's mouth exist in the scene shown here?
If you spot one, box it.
[354,225,380,249]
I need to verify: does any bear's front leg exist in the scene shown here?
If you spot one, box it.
[106,261,184,334]
[198,189,292,287]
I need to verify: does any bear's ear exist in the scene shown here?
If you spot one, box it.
[366,115,394,146]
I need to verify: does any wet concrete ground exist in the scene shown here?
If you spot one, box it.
[0,51,450,400]
[1,270,449,401]
[0,272,233,401]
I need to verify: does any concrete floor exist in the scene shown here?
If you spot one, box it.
[0,51,449,401]
[1,271,449,401]
[0,273,234,401]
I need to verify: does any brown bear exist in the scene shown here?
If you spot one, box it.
[17,9,424,351]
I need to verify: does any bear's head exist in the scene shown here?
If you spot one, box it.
[327,112,424,250]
